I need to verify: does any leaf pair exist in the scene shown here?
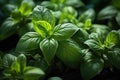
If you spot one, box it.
[3,54,44,80]
[85,30,119,51]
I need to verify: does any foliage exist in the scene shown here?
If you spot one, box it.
[0,0,120,80]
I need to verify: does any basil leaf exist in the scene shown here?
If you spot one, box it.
[32,5,55,27]
[33,20,53,38]
[91,24,110,36]
[104,30,119,48]
[80,59,104,80]
[40,38,58,63]
[107,48,120,69]
[79,8,95,22]
[65,0,84,8]
[24,66,44,80]
[53,23,79,40]
[0,18,17,40]
[3,54,17,68]
[97,6,118,20]
[17,54,26,74]
[84,39,102,51]
[19,0,34,16]
[56,39,82,68]
[48,77,62,80]
[116,12,120,26]
[16,32,41,52]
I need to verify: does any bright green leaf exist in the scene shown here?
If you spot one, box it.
[104,30,119,48]
[33,20,53,38]
[32,5,55,27]
[17,54,26,74]
[16,32,41,52]
[84,19,92,30]
[53,23,79,40]
[56,39,82,68]
[19,0,34,16]
[40,38,58,63]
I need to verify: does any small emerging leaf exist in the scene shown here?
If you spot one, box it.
[32,5,55,27]
[104,30,119,48]
[33,20,53,38]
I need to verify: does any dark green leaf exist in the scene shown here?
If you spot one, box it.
[32,5,55,27]
[91,24,110,36]
[80,58,104,80]
[116,12,120,26]
[97,6,118,20]
[107,48,120,69]
[65,0,84,7]
[24,66,45,79]
[40,38,58,63]
[84,39,102,51]
[3,54,17,68]
[81,60,103,80]
[79,8,95,22]
[19,0,34,16]
[53,23,79,40]
[0,18,17,40]
[16,32,41,51]
[56,39,82,68]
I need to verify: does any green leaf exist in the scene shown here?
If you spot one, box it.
[107,48,120,69]
[48,76,63,80]
[32,5,55,27]
[116,12,120,26]
[19,0,34,16]
[79,8,95,22]
[91,24,110,37]
[84,39,102,51]
[84,19,92,30]
[65,0,84,7]
[104,30,119,48]
[56,39,82,68]
[17,54,26,74]
[40,38,58,63]
[0,18,17,40]
[33,20,53,38]
[3,54,17,68]
[72,28,89,47]
[16,32,41,52]
[11,60,20,73]
[11,9,22,21]
[80,58,104,80]
[41,1,57,10]
[53,23,79,40]
[97,6,118,20]
[24,66,45,79]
